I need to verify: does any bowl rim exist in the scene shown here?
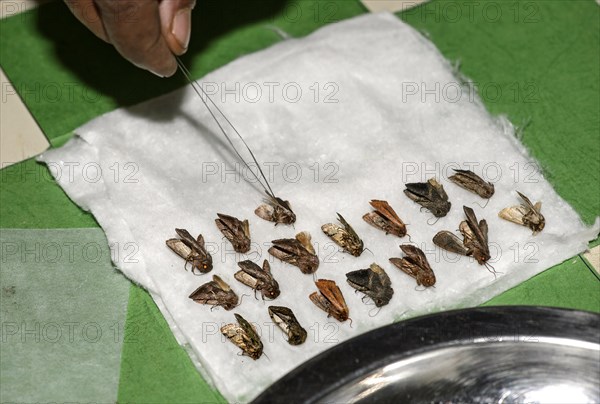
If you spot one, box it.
[252,306,600,404]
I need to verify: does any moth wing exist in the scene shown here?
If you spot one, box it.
[478,219,489,245]
[404,182,430,200]
[269,239,304,259]
[295,231,315,255]
[175,228,205,253]
[336,213,360,240]
[262,259,271,273]
[196,234,205,248]
[533,201,542,213]
[309,291,330,313]
[346,269,370,290]
[212,275,231,292]
[166,238,192,259]
[433,231,469,255]
[321,223,344,238]
[370,200,404,226]
[255,204,275,221]
[516,192,536,210]
[316,280,347,312]
[389,257,416,279]
[400,245,434,273]
[463,206,488,246]
[242,220,251,240]
[369,263,392,288]
[234,270,259,289]
[498,206,526,225]
[429,178,448,200]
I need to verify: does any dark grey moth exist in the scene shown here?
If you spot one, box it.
[188,275,238,310]
[499,191,545,235]
[255,193,296,225]
[166,228,213,274]
[389,245,436,287]
[321,213,364,257]
[268,231,319,274]
[449,169,495,199]
[433,205,490,265]
[234,259,280,300]
[404,178,451,217]
[215,213,251,253]
[309,279,350,322]
[221,313,263,360]
[362,200,407,238]
[346,263,394,307]
[268,306,307,346]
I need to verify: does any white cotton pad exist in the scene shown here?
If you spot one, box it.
[39,13,599,402]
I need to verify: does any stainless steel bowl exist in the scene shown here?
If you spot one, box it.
[253,307,600,404]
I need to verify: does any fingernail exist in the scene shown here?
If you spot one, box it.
[172,9,191,50]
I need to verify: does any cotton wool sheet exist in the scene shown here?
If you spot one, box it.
[40,13,599,403]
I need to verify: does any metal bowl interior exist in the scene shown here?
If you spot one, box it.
[253,307,600,404]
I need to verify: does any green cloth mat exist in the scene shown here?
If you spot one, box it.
[1,0,598,402]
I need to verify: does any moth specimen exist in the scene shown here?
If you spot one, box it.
[346,263,394,307]
[448,169,495,199]
[188,275,239,310]
[221,313,263,360]
[268,306,307,345]
[166,228,213,274]
[268,231,319,274]
[433,205,490,265]
[389,245,436,287]
[215,213,251,253]
[321,214,365,257]
[234,259,280,300]
[404,178,451,217]
[499,191,545,235]
[255,193,296,225]
[309,279,350,322]
[362,200,407,238]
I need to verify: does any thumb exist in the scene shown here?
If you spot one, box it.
[159,0,196,56]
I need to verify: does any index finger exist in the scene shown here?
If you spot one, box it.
[95,0,177,77]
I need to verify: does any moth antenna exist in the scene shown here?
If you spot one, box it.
[312,273,317,282]
[236,293,251,307]
[348,317,353,328]
[427,216,440,226]
[368,307,381,317]
[473,199,490,209]
[406,234,413,243]
[414,285,426,292]
[484,262,502,278]
[362,247,374,257]
[262,351,271,361]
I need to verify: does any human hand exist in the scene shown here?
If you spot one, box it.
[65,0,195,77]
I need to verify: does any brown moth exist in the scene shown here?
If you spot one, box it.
[362,200,407,238]
[346,263,394,307]
[499,191,545,235]
[234,259,280,300]
[321,213,365,257]
[255,193,296,225]
[188,275,239,310]
[268,231,319,274]
[449,169,495,199]
[404,178,451,217]
[433,205,490,265]
[221,313,263,360]
[309,279,350,322]
[389,245,436,287]
[166,228,213,274]
[215,213,251,253]
[268,306,307,346]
